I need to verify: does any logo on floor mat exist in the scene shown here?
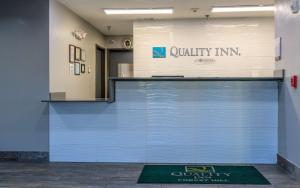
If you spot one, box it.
[185,166,216,173]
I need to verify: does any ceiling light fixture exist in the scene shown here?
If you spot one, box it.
[104,8,173,15]
[212,5,275,13]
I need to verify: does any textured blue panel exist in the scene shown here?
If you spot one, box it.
[50,81,278,163]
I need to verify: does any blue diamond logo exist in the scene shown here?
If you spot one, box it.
[153,47,166,58]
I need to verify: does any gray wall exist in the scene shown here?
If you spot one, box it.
[50,0,106,99]
[0,0,49,151]
[276,0,300,167]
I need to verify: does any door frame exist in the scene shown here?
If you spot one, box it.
[95,44,106,98]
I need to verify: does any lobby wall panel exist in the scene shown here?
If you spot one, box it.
[0,0,49,152]
[276,0,300,168]
[50,81,278,163]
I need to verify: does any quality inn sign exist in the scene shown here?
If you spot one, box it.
[153,46,241,59]
[170,47,241,58]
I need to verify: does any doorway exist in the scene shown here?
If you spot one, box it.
[108,49,133,78]
[107,49,133,97]
[95,45,106,99]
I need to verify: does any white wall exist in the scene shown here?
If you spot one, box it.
[134,18,275,77]
[276,0,300,167]
[50,0,106,99]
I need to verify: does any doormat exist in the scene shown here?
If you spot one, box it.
[138,165,270,185]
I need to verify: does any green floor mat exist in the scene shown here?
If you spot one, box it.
[138,165,270,185]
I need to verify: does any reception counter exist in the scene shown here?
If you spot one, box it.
[108,77,283,103]
[49,77,282,163]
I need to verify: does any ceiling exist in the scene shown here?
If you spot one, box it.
[57,0,275,36]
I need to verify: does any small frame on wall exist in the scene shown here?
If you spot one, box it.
[81,64,86,73]
[74,62,80,75]
[81,49,86,62]
[75,47,81,61]
[69,45,75,63]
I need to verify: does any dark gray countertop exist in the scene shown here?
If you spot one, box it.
[41,98,111,103]
[110,77,284,81]
[43,76,283,103]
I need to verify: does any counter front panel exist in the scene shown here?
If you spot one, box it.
[50,80,278,163]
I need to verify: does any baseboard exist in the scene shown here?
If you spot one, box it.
[277,154,300,180]
[0,152,49,162]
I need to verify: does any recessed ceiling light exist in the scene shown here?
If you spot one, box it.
[212,5,275,13]
[104,8,173,15]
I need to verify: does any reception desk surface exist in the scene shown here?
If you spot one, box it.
[110,77,284,81]
[43,76,283,103]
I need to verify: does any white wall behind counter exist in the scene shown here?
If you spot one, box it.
[50,0,106,99]
[134,18,275,77]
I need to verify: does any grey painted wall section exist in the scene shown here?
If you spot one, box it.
[0,0,49,151]
[50,81,278,163]
[49,0,106,99]
[275,0,300,167]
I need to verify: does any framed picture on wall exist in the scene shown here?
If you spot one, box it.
[74,62,80,75]
[69,45,75,63]
[81,64,86,73]
[81,49,86,62]
[75,47,81,61]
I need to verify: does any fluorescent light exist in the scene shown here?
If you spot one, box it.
[104,8,173,15]
[212,5,275,13]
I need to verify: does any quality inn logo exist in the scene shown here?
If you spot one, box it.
[171,166,230,181]
[152,46,241,60]
[185,166,216,173]
[152,47,166,58]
